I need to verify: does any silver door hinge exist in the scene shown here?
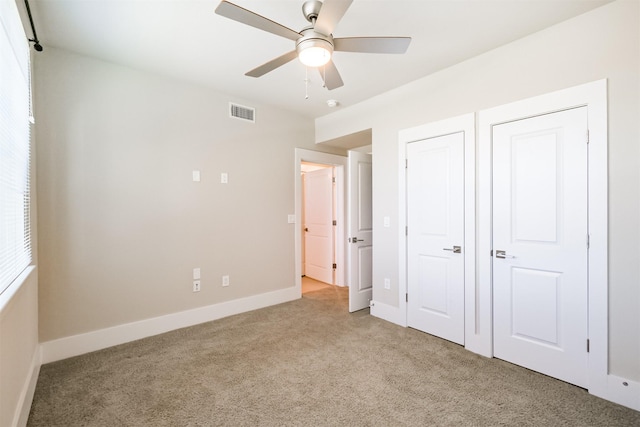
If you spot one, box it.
[490,249,493,256]
[332,263,337,270]
[586,130,590,144]
[405,159,408,169]
[587,339,590,353]
[587,234,590,249]
[332,177,336,183]
[405,226,408,236]
[406,293,408,302]
[332,220,337,226]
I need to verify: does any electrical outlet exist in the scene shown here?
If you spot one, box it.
[384,278,391,290]
[220,173,228,184]
[193,280,201,292]
[222,275,230,287]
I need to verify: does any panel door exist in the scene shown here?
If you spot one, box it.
[303,167,334,284]
[348,151,372,312]
[407,132,465,345]
[492,107,588,387]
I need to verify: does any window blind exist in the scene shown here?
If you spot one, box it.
[0,0,32,295]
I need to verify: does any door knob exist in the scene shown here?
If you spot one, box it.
[305,227,309,232]
[350,237,364,243]
[443,245,462,253]
[495,250,515,259]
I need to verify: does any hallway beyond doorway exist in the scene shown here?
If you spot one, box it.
[302,276,334,294]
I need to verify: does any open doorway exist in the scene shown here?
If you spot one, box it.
[295,138,372,310]
[294,150,347,298]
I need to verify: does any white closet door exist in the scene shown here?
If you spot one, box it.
[492,107,588,387]
[407,132,465,345]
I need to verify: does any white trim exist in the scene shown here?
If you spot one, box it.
[396,140,409,327]
[396,113,476,335]
[593,375,640,412]
[478,80,617,400]
[41,286,299,364]
[0,266,36,313]
[370,300,405,327]
[14,346,41,427]
[334,165,346,287]
[294,149,348,293]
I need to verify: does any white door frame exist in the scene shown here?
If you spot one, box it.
[295,149,347,294]
[477,80,608,396]
[398,114,476,331]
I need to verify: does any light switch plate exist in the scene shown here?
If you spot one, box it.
[287,214,296,224]
[383,216,390,228]
[192,170,201,182]
[221,173,228,184]
[193,268,201,280]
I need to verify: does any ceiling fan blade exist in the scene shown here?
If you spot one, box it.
[245,50,298,78]
[314,0,353,36]
[334,37,412,54]
[319,60,344,90]
[215,1,300,41]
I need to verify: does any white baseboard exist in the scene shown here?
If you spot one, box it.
[370,300,407,327]
[41,287,300,364]
[590,375,640,412]
[14,347,41,427]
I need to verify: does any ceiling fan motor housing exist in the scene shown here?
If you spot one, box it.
[296,28,334,53]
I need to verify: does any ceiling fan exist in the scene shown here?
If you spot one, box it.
[214,0,411,90]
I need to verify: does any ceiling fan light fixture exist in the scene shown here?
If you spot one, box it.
[297,38,333,67]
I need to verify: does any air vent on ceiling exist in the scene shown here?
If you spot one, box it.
[229,103,255,123]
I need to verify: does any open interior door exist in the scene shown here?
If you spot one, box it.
[347,151,373,312]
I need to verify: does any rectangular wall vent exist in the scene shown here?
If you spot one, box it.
[229,102,255,123]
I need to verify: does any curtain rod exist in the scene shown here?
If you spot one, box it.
[24,0,43,51]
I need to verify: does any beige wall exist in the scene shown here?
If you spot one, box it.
[316,0,640,381]
[35,47,344,342]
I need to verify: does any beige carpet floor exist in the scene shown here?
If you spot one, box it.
[28,286,640,426]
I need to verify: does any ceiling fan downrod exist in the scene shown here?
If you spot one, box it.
[302,1,322,24]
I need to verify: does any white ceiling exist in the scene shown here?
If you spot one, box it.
[27,0,611,119]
